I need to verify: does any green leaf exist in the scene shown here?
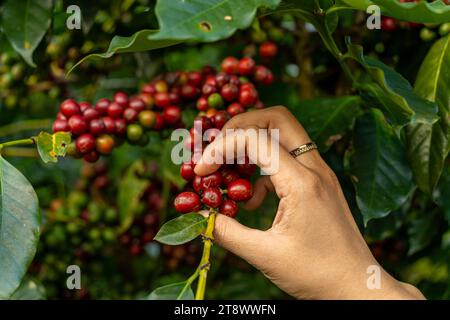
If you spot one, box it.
[148,281,194,300]
[339,0,450,24]
[405,35,450,195]
[9,278,46,300]
[117,161,150,233]
[346,41,439,126]
[155,213,207,245]
[68,30,181,75]
[71,0,281,73]
[347,109,413,225]
[1,0,52,66]
[407,209,441,255]
[291,96,361,152]
[0,156,40,299]
[437,164,450,222]
[35,132,71,163]
[150,0,281,42]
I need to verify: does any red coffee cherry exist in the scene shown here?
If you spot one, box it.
[79,102,92,112]
[95,98,110,115]
[192,175,204,193]
[205,128,221,143]
[227,102,245,116]
[115,118,127,137]
[113,91,129,108]
[202,83,217,96]
[155,92,171,108]
[238,57,256,76]
[227,179,253,202]
[89,119,106,136]
[202,187,223,208]
[221,57,239,74]
[76,134,96,154]
[83,108,100,122]
[201,172,223,189]
[68,115,88,135]
[215,72,230,88]
[254,65,274,85]
[239,84,258,107]
[213,111,231,129]
[180,162,195,181]
[129,98,146,113]
[141,83,156,94]
[381,17,397,31]
[220,199,238,218]
[196,96,209,111]
[52,119,70,133]
[96,134,115,155]
[102,117,116,134]
[153,113,165,131]
[123,108,139,124]
[174,192,201,213]
[56,112,67,121]
[221,83,239,102]
[107,102,124,118]
[188,71,203,86]
[181,84,199,100]
[83,151,100,163]
[163,105,182,125]
[60,99,81,117]
[220,168,239,187]
[194,115,213,132]
[169,92,181,105]
[259,41,278,59]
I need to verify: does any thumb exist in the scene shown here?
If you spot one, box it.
[210,213,270,268]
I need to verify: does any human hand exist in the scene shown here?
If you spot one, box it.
[194,106,424,300]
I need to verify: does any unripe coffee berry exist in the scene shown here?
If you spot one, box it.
[127,124,144,142]
[208,93,223,109]
[174,192,201,213]
[139,110,156,129]
[227,179,253,202]
[202,187,223,208]
[96,134,115,155]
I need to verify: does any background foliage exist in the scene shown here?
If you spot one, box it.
[0,0,449,299]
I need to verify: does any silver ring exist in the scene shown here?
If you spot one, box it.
[289,142,317,158]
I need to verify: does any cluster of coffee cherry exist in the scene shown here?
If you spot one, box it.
[173,44,278,219]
